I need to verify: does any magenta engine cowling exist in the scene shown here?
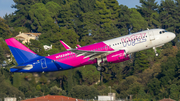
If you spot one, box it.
[106,50,130,63]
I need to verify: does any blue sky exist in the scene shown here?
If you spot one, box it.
[0,0,162,18]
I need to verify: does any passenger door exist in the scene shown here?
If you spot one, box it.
[149,31,155,41]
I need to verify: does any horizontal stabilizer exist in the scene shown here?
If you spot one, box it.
[11,65,31,69]
[60,40,71,50]
[11,64,33,70]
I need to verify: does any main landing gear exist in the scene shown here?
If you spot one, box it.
[96,58,106,72]
[153,47,158,56]
[97,66,106,72]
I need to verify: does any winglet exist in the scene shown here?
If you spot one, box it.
[60,40,71,50]
[77,44,81,48]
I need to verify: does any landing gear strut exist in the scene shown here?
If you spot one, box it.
[153,47,158,56]
[96,58,106,72]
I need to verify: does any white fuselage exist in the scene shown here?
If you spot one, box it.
[103,29,176,54]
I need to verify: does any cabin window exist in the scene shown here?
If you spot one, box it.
[120,42,121,44]
[117,43,119,45]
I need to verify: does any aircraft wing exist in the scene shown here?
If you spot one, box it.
[69,49,115,60]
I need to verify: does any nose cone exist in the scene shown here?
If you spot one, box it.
[172,33,176,40]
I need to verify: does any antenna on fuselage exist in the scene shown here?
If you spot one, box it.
[147,28,149,30]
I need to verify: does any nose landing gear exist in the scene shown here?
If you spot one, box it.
[153,47,158,56]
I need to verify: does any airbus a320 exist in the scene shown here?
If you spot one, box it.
[5,29,176,72]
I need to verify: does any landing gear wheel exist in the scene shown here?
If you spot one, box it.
[100,66,106,72]
[97,66,102,71]
[156,53,158,56]
[96,66,106,72]
[153,47,158,57]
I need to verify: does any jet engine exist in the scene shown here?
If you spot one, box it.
[105,50,130,63]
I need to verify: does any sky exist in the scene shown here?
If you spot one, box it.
[0,0,162,18]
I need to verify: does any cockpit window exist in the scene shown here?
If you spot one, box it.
[159,30,167,34]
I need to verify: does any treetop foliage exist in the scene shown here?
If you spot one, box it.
[0,0,180,100]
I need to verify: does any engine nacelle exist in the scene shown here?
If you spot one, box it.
[106,50,130,63]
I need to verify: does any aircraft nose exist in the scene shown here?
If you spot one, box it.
[172,33,176,40]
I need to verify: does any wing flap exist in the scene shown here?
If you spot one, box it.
[69,49,115,59]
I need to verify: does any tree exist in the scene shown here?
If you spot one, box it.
[136,0,161,28]
[169,84,179,100]
[159,0,177,32]
[58,2,74,29]
[116,5,131,36]
[69,85,99,99]
[0,73,24,100]
[0,46,5,64]
[79,65,100,85]
[26,39,45,56]
[13,73,21,88]
[129,8,148,33]
[50,85,66,95]
[11,0,40,27]
[0,17,12,38]
[68,69,73,94]
[29,3,59,32]
[147,78,161,96]
[104,0,120,21]
[134,51,150,73]
[39,74,48,84]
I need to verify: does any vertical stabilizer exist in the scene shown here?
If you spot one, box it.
[5,38,40,65]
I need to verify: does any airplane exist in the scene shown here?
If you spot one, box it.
[5,29,176,73]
